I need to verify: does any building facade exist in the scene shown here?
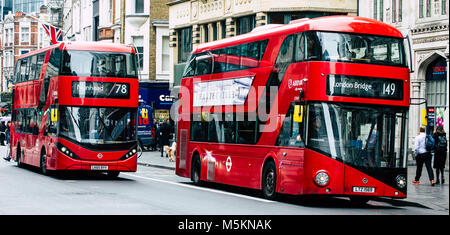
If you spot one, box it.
[1,8,52,92]
[63,0,170,81]
[358,0,449,157]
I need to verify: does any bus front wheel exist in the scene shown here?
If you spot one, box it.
[262,161,277,200]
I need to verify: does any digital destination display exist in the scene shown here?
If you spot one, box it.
[72,81,130,99]
[326,75,403,100]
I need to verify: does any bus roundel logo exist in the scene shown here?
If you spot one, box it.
[97,153,103,159]
[226,157,232,172]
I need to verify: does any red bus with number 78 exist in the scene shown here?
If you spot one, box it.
[10,42,139,177]
[175,16,411,203]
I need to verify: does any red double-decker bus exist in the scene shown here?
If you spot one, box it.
[10,42,139,177]
[176,16,411,203]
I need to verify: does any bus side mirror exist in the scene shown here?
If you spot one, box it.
[405,35,414,73]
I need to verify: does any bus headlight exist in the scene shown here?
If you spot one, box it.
[56,142,80,159]
[314,170,330,187]
[119,145,138,160]
[396,175,406,189]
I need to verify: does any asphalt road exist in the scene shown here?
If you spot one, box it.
[0,148,446,215]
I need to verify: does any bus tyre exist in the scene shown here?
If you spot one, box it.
[262,161,277,200]
[191,154,202,185]
[16,146,23,168]
[40,151,48,175]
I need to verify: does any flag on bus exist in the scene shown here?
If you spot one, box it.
[42,24,63,44]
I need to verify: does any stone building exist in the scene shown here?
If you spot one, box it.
[167,0,358,90]
[358,0,449,155]
[63,0,171,81]
[1,8,51,92]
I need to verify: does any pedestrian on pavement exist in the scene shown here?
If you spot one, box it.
[3,122,11,162]
[413,126,435,186]
[433,126,447,184]
[0,121,6,146]
[6,121,10,145]
[159,119,173,158]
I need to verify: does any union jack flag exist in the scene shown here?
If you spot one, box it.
[42,24,63,44]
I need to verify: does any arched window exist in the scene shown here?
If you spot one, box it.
[426,57,447,107]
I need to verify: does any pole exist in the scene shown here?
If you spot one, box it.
[120,0,125,44]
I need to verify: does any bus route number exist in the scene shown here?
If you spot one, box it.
[114,83,128,94]
[382,82,396,96]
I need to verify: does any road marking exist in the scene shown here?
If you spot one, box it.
[122,173,274,203]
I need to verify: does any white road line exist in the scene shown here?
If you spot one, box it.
[122,173,274,203]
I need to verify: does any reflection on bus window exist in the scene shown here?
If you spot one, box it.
[315,32,406,67]
[61,50,138,78]
[307,102,407,169]
[59,106,137,147]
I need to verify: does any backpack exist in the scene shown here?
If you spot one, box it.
[436,135,447,152]
[425,134,435,151]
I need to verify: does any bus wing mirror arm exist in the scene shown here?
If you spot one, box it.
[405,35,414,73]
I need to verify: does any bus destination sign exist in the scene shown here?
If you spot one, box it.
[326,75,403,100]
[72,81,130,99]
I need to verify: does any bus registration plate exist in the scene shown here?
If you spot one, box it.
[91,165,108,170]
[352,186,375,193]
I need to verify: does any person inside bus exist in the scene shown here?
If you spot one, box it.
[306,35,318,60]
[366,126,378,167]
[309,116,326,140]
[97,59,111,76]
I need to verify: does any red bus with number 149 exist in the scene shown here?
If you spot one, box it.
[176,16,411,203]
[10,42,139,177]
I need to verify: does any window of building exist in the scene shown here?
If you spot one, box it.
[392,0,397,22]
[426,57,447,107]
[20,27,30,43]
[178,27,192,63]
[133,36,144,70]
[135,0,144,13]
[202,24,209,43]
[426,0,431,17]
[162,36,170,72]
[442,0,447,14]
[419,0,424,18]
[374,0,378,19]
[236,15,255,35]
[379,0,384,21]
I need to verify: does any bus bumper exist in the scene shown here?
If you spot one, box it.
[54,152,137,172]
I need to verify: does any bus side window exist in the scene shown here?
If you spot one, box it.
[19,59,28,82]
[305,32,321,60]
[295,33,305,61]
[275,34,296,81]
[14,60,22,83]
[276,103,305,147]
[276,34,295,65]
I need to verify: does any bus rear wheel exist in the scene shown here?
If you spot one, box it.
[262,161,277,200]
[40,151,48,175]
[191,154,202,185]
[16,146,23,168]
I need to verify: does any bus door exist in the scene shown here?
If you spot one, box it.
[275,103,306,194]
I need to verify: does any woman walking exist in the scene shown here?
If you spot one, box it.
[433,126,447,184]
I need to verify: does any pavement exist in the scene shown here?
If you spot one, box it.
[137,149,449,212]
[137,149,176,170]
